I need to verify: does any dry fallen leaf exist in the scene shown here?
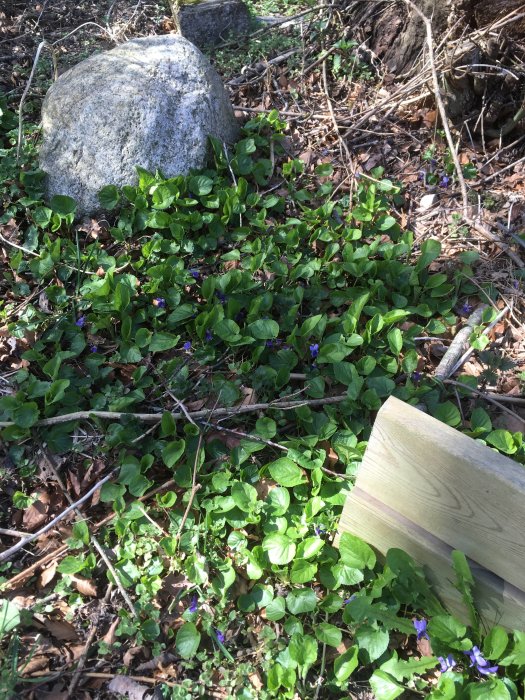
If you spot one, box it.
[38,291,52,314]
[68,469,82,497]
[319,440,339,469]
[206,430,240,451]
[18,654,51,676]
[184,399,206,411]
[239,386,257,407]
[70,574,98,597]
[249,671,263,691]
[36,616,78,642]
[108,676,149,700]
[38,561,58,588]
[417,636,433,657]
[123,645,145,667]
[102,617,119,646]
[136,651,178,672]
[494,412,525,434]
[23,496,50,531]
[254,478,277,500]
[421,109,437,128]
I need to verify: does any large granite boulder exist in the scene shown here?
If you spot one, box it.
[40,35,239,216]
[180,0,251,48]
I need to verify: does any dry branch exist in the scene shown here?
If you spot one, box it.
[3,478,177,590]
[0,395,349,429]
[0,468,118,564]
[401,0,469,216]
[444,379,525,429]
[41,453,136,617]
[434,305,487,380]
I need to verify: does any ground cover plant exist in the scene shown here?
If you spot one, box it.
[1,1,525,698]
[1,94,525,698]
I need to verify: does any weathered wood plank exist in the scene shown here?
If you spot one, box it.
[338,486,525,630]
[354,396,525,592]
[337,396,525,630]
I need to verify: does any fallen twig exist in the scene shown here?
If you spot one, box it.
[42,453,136,617]
[0,468,118,564]
[66,583,114,699]
[445,305,510,379]
[146,359,197,426]
[232,105,324,120]
[0,395,349,429]
[467,220,524,268]
[176,433,203,544]
[4,479,176,589]
[434,304,510,380]
[322,55,353,164]
[401,0,469,217]
[17,40,48,161]
[217,4,336,50]
[199,420,353,480]
[443,379,525,429]
[0,527,33,538]
[24,670,183,689]
[485,393,525,406]
[0,231,39,257]
[434,305,486,380]
[484,154,525,184]
[227,49,301,86]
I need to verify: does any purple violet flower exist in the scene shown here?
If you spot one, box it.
[464,646,499,675]
[412,371,422,382]
[215,629,225,644]
[413,618,429,640]
[460,301,474,315]
[153,297,166,308]
[183,341,192,351]
[418,170,427,181]
[438,655,456,672]
[309,343,319,359]
[314,524,326,536]
[205,329,213,342]
[75,316,86,327]
[265,340,274,348]
[188,596,198,613]
[90,345,98,353]
[344,594,357,604]
[215,290,227,304]
[440,175,451,188]
[190,269,200,279]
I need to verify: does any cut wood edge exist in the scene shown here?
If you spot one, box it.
[337,486,525,631]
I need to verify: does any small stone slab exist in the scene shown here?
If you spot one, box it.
[180,0,251,48]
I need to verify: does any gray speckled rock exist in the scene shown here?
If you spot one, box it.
[40,35,239,216]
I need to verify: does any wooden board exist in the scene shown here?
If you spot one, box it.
[337,396,525,629]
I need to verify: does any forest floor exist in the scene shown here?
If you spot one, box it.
[1,1,525,699]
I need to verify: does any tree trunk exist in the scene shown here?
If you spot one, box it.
[346,0,525,137]
[348,0,525,75]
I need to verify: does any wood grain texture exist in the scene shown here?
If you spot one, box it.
[357,397,525,591]
[338,487,525,630]
[337,396,525,629]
